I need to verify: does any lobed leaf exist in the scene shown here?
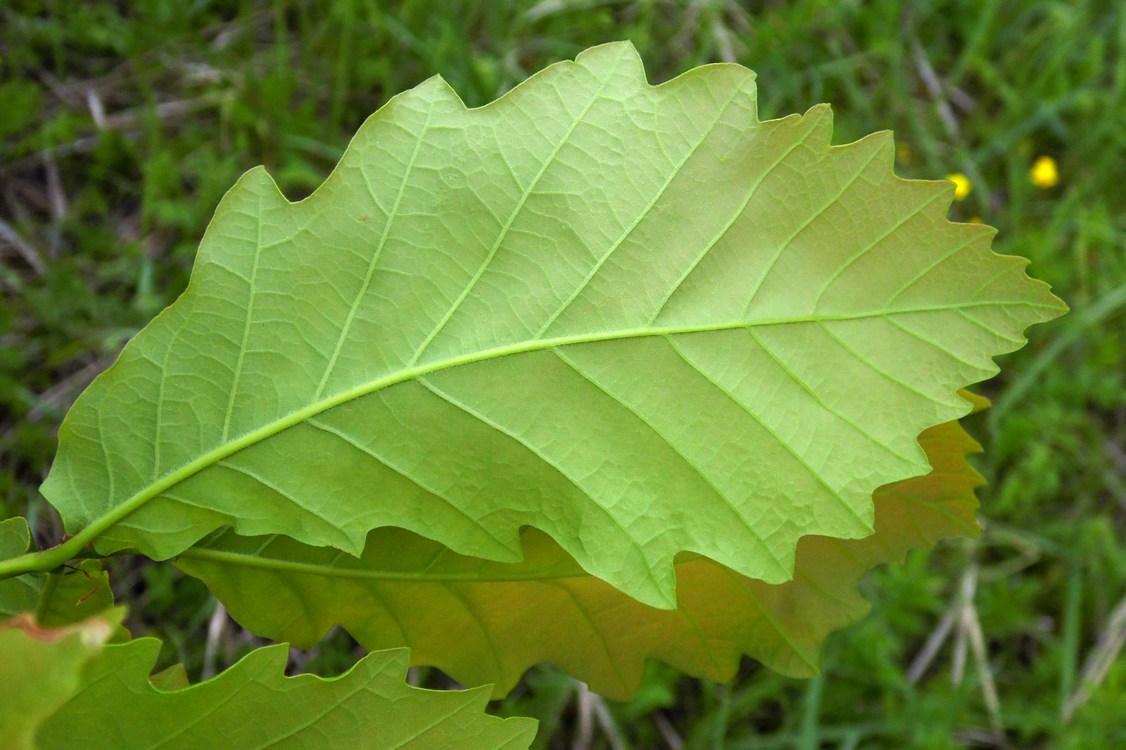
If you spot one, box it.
[34,640,536,750]
[178,414,983,699]
[42,42,1063,607]
[0,611,535,750]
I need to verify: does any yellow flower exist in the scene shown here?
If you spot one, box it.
[946,173,972,201]
[1030,155,1059,188]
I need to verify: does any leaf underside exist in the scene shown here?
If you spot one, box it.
[32,638,535,750]
[179,411,983,700]
[1,537,534,748]
[42,42,1063,608]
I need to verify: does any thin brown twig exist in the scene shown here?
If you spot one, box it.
[572,681,594,750]
[964,591,1004,733]
[42,151,67,226]
[85,88,108,129]
[908,598,958,683]
[27,356,115,422]
[590,690,627,750]
[201,601,228,680]
[910,38,960,140]
[0,218,46,275]
[710,17,738,63]
[909,563,1003,733]
[1064,589,1126,720]
[654,711,684,749]
[4,95,223,172]
[904,17,995,211]
[951,566,976,685]
[1104,440,1126,508]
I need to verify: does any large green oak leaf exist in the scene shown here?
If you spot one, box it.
[40,42,1062,607]
[0,613,534,749]
[179,412,983,699]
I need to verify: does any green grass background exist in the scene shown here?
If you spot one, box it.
[1,1,1124,747]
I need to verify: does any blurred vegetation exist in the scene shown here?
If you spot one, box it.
[1,1,1124,748]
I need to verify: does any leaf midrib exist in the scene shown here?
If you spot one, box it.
[80,299,1052,553]
[176,541,700,583]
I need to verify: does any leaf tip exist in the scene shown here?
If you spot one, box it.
[798,103,836,147]
[576,39,644,70]
[415,73,465,109]
[235,163,290,203]
[0,516,32,556]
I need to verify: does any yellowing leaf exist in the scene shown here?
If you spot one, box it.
[40,42,1062,608]
[178,415,983,699]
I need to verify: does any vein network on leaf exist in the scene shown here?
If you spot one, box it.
[11,42,1065,616]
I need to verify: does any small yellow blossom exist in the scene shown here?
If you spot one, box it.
[946,173,972,201]
[968,216,983,224]
[1030,155,1059,188]
[897,143,912,165]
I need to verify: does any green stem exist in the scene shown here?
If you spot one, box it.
[0,534,92,581]
[34,568,62,621]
